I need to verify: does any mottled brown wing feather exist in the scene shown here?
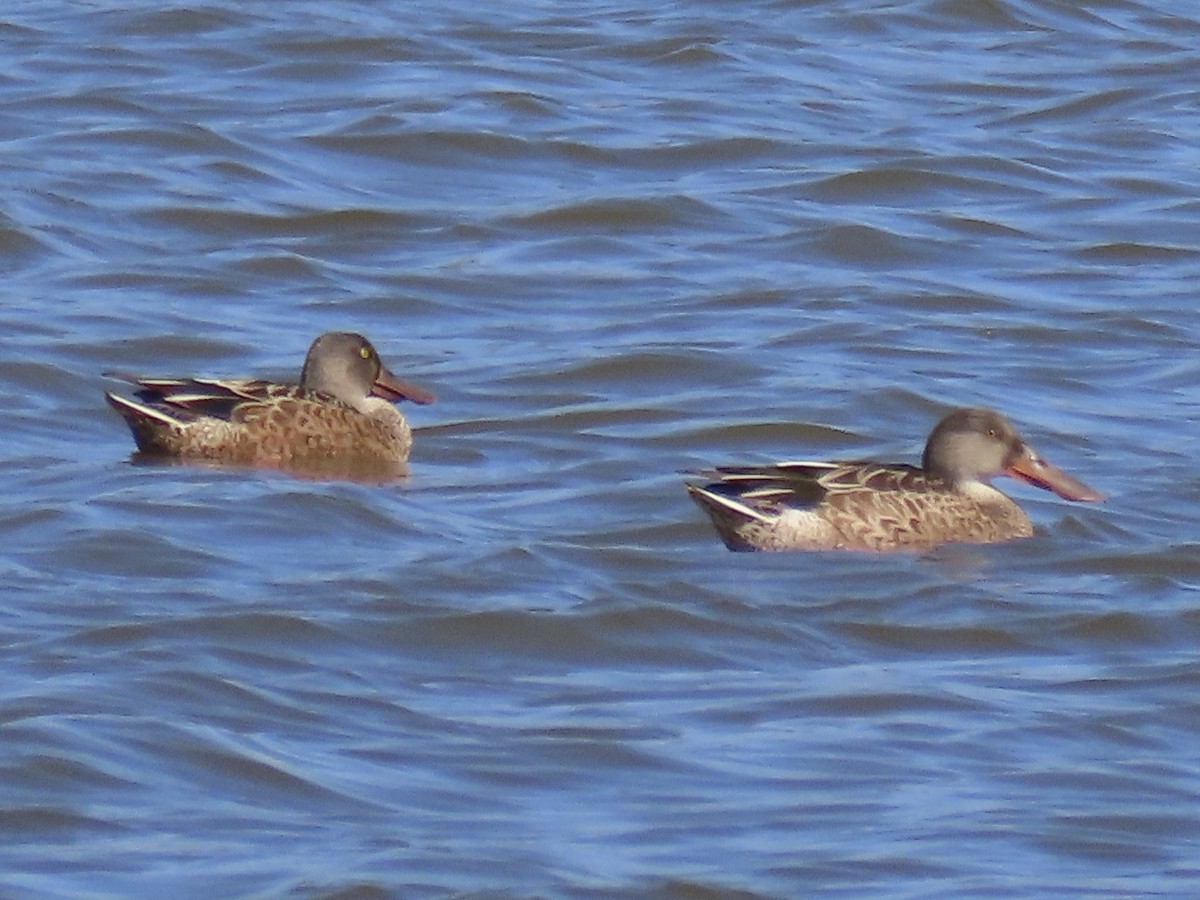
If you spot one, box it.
[709,461,942,510]
[128,378,291,422]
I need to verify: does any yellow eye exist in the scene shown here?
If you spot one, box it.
[359,346,371,360]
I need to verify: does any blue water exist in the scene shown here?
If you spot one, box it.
[2,1,1199,897]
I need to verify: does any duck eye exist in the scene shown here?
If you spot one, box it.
[359,346,371,360]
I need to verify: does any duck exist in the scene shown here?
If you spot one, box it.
[105,331,435,478]
[686,406,1104,552]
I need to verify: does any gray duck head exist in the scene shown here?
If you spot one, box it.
[922,407,1104,501]
[299,332,435,413]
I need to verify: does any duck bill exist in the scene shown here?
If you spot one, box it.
[371,365,436,405]
[1007,447,1105,502]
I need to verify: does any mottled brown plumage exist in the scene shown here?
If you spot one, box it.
[105,332,434,479]
[687,407,1104,552]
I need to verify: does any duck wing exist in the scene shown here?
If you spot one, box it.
[104,373,290,423]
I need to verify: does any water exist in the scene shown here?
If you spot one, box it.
[3,1,1199,897]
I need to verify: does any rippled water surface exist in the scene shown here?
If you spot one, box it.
[3,1,1200,897]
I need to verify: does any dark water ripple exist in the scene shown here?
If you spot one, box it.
[1,0,1200,897]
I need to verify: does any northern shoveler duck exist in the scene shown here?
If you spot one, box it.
[686,407,1104,552]
[105,331,435,478]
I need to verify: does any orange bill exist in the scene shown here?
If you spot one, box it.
[1007,446,1104,502]
[372,365,436,405]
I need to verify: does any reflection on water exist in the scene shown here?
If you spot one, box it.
[2,0,1199,897]
[124,450,413,485]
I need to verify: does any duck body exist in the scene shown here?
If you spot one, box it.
[688,407,1104,552]
[105,332,434,477]
[688,460,1035,551]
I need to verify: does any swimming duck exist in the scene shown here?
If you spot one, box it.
[105,331,434,477]
[687,407,1104,551]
